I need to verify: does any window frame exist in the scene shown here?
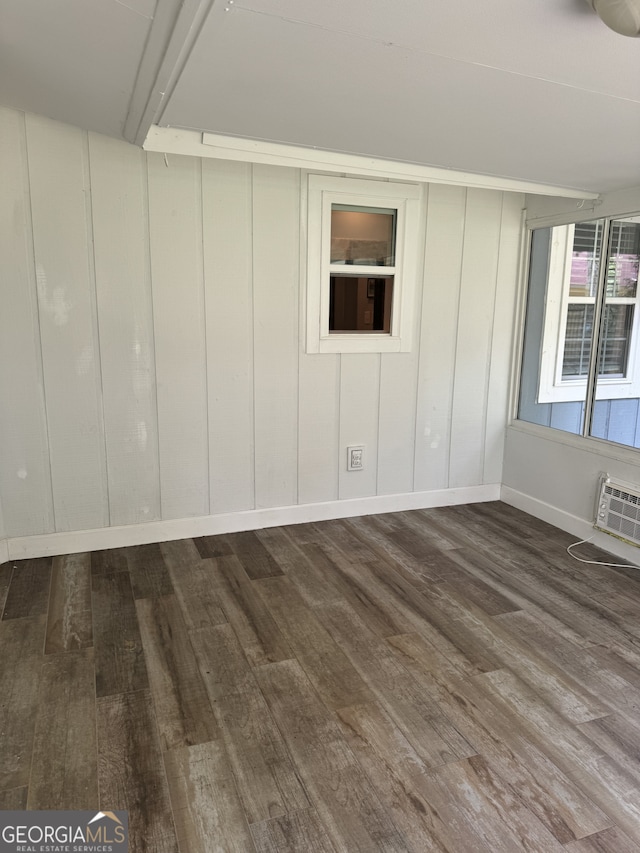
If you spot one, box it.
[306,175,421,354]
[538,219,640,403]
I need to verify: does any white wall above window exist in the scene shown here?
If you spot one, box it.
[306,175,422,354]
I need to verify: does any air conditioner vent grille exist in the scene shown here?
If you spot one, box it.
[597,478,640,547]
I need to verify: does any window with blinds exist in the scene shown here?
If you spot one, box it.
[561,219,638,381]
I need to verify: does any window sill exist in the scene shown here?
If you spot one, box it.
[509,418,640,464]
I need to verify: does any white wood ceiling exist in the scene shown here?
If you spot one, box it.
[2,0,640,193]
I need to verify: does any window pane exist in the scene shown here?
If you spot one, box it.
[569,221,603,297]
[331,205,396,266]
[329,276,393,333]
[518,227,587,436]
[607,219,639,298]
[590,216,640,449]
[599,305,633,376]
[562,304,594,378]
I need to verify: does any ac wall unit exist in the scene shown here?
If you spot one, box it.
[595,474,640,548]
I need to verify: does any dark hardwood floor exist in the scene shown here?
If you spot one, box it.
[2,502,640,851]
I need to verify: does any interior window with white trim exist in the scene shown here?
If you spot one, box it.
[306,175,421,354]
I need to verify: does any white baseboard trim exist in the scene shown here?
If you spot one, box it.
[0,538,8,566]
[6,484,500,561]
[501,485,640,566]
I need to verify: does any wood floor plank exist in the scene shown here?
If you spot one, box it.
[214,690,311,825]
[274,526,414,638]
[0,616,46,790]
[193,534,233,559]
[255,659,409,852]
[124,542,174,600]
[91,569,148,697]
[431,754,565,852]
[225,531,284,580]
[28,649,98,809]
[0,787,28,809]
[395,509,462,552]
[164,741,256,853]
[191,623,310,824]
[437,573,522,617]
[335,701,427,781]
[7,501,640,848]
[438,587,609,725]
[250,809,337,853]
[388,632,613,842]
[190,622,257,699]
[257,528,344,608]
[210,554,293,666]
[136,594,220,750]
[91,548,129,576]
[318,600,476,767]
[45,552,93,654]
[0,561,13,617]
[97,689,178,853]
[363,557,504,674]
[333,702,480,853]
[2,558,52,619]
[344,515,442,583]
[563,826,640,852]
[578,713,640,786]
[254,575,375,710]
[160,539,227,630]
[479,667,640,843]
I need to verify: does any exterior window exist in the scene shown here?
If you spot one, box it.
[537,218,640,403]
[306,175,421,354]
[518,215,640,450]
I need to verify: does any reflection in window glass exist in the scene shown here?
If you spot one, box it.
[598,305,633,376]
[562,305,594,378]
[569,221,603,297]
[331,205,396,266]
[329,276,393,333]
[607,220,639,298]
[518,227,586,436]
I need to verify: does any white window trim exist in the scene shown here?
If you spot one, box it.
[538,222,640,403]
[306,175,421,354]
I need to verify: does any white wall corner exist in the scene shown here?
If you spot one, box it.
[7,484,500,560]
[501,484,640,566]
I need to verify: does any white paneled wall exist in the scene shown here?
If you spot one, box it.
[0,108,524,545]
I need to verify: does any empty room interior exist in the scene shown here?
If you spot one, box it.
[4,0,640,850]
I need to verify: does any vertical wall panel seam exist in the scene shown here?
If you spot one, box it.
[410,182,429,494]
[143,151,163,519]
[294,169,301,507]
[22,113,56,532]
[413,182,432,491]
[199,157,212,516]
[82,131,111,528]
[250,163,257,510]
[337,352,342,497]
[482,192,505,485]
[375,352,382,495]
[447,187,468,489]
[297,171,305,505]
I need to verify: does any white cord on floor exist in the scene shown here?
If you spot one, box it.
[566,536,640,570]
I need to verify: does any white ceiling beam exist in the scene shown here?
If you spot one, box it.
[124,0,214,147]
[143,126,599,199]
